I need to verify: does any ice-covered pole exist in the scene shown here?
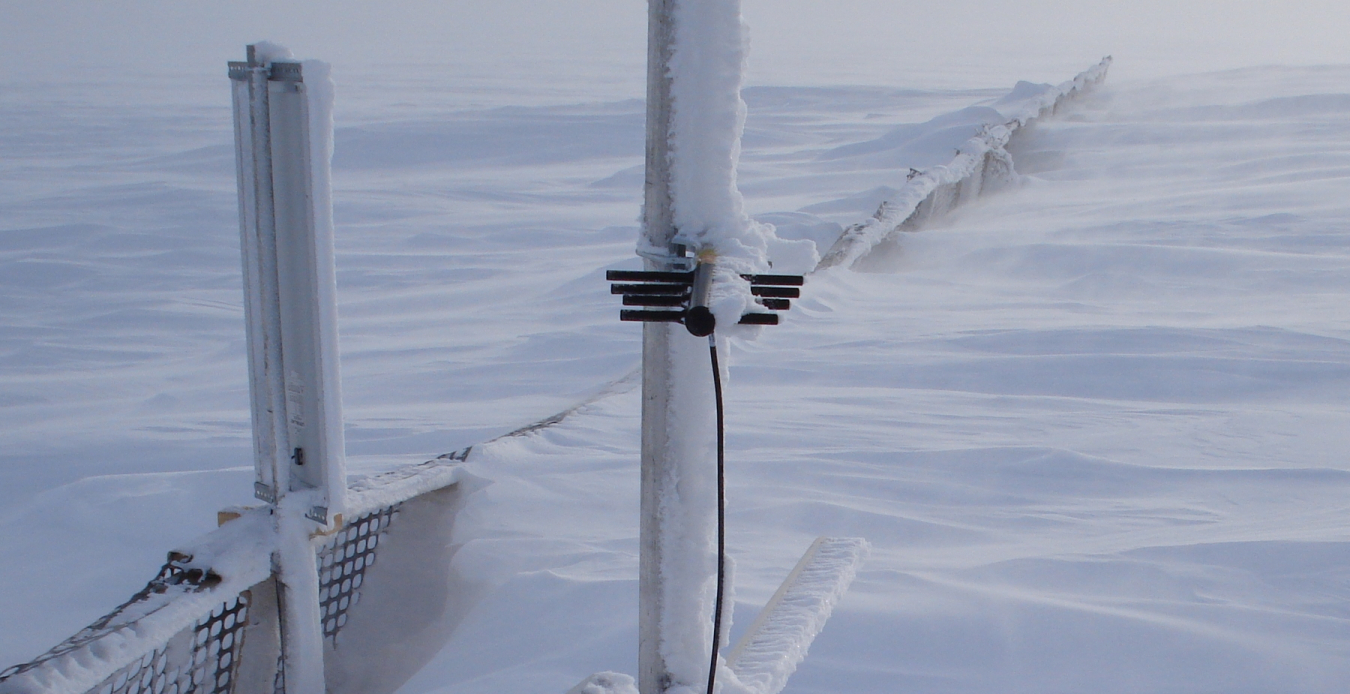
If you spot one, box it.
[637,1,681,690]
[638,1,763,692]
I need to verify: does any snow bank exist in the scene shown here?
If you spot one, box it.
[324,476,482,694]
[565,672,639,694]
[816,57,1111,270]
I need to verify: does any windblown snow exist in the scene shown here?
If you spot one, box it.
[4,52,1350,694]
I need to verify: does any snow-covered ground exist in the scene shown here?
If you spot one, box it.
[4,57,1350,692]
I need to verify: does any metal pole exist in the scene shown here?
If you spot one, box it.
[231,46,290,505]
[250,50,295,504]
[230,44,346,694]
[230,45,345,519]
[640,1,680,692]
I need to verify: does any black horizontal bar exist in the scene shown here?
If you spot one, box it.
[759,298,791,311]
[741,274,804,286]
[607,270,695,284]
[612,283,690,295]
[751,286,800,298]
[621,309,685,323]
[738,313,779,326]
[624,295,687,307]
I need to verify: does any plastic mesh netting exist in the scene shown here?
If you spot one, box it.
[0,564,250,694]
[92,595,249,694]
[316,505,400,643]
[2,462,468,694]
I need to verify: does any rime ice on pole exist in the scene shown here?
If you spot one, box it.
[667,0,816,333]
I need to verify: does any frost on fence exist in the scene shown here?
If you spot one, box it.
[816,57,1113,270]
[97,595,250,694]
[0,562,256,694]
[0,462,479,694]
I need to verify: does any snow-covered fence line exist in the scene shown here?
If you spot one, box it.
[0,461,477,694]
[815,57,1112,270]
[0,347,636,694]
[1,44,491,694]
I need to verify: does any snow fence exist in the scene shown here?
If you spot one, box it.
[815,57,1112,271]
[0,459,480,694]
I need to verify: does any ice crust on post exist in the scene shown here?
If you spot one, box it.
[279,50,340,694]
[667,0,816,331]
[297,55,348,524]
[235,39,347,520]
[653,2,811,693]
[657,331,731,694]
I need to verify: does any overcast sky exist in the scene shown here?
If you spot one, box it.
[4,1,1350,89]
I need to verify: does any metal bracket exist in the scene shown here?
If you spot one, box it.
[269,61,303,83]
[636,243,694,271]
[226,48,303,84]
[306,506,329,524]
[254,482,277,503]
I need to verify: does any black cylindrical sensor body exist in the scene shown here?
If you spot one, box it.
[686,260,717,336]
[685,306,715,336]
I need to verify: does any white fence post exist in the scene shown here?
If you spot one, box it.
[230,43,347,694]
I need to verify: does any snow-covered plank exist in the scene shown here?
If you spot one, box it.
[726,537,869,694]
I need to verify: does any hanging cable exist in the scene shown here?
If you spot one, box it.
[706,333,726,694]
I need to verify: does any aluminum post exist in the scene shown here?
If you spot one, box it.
[232,46,291,504]
[230,46,346,523]
[639,2,682,692]
[230,44,347,694]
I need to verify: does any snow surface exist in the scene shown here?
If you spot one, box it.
[4,56,1350,694]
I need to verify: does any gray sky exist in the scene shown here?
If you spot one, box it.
[4,1,1350,87]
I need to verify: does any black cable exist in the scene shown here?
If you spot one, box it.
[706,334,726,694]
